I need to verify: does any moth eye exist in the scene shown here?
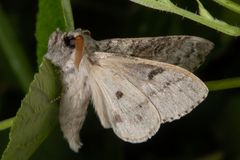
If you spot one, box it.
[63,36,75,49]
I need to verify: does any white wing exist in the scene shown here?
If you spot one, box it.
[89,52,208,142]
[89,59,161,143]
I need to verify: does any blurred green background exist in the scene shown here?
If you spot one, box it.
[0,0,240,160]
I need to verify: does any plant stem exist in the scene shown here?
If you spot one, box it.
[0,117,15,131]
[206,77,240,91]
[130,0,240,36]
[214,0,240,15]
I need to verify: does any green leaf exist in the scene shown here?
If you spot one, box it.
[1,0,74,159]
[0,8,33,92]
[36,0,74,65]
[1,59,60,160]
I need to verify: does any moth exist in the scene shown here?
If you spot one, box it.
[45,28,214,152]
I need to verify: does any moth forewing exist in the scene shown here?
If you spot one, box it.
[97,36,214,72]
[91,52,208,124]
[88,74,112,128]
[89,63,161,142]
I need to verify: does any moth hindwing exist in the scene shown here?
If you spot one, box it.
[45,29,213,152]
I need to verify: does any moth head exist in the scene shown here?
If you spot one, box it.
[45,29,96,71]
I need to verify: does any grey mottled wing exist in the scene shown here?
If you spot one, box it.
[96,36,214,71]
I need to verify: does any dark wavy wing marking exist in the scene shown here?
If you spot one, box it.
[96,36,214,71]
